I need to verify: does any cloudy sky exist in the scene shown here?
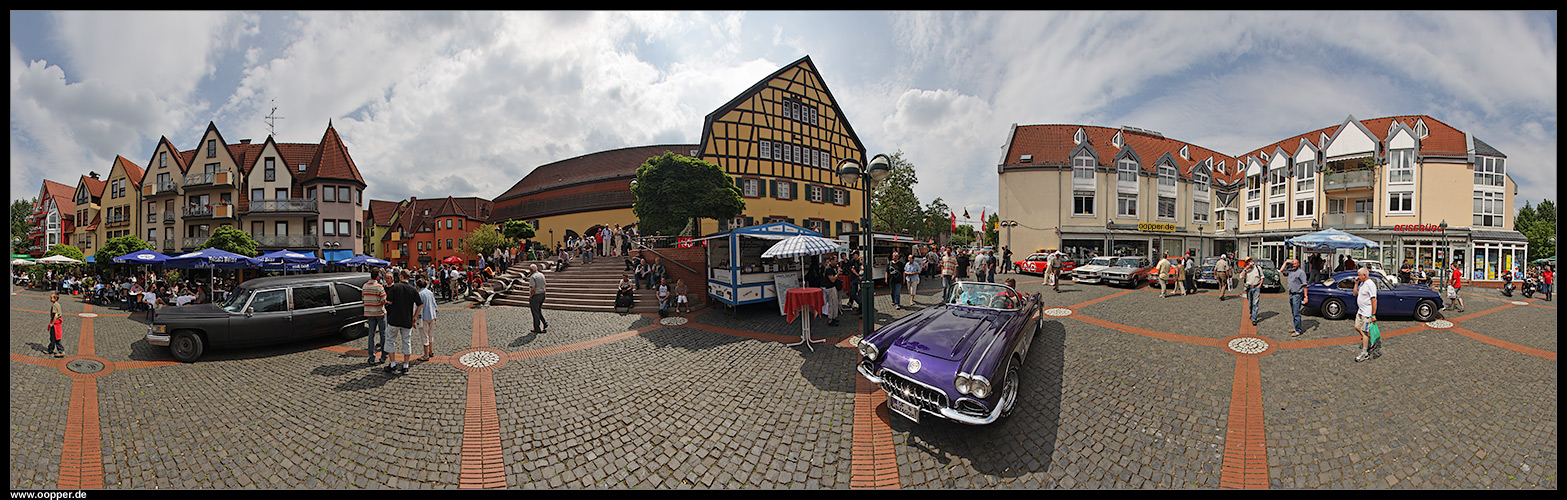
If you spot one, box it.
[10,11,1558,229]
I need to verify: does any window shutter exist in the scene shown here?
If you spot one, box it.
[735,177,743,190]
[770,179,779,199]
[761,179,770,198]
[743,216,754,227]
[789,181,798,200]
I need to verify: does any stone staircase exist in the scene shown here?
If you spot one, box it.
[486,258,666,313]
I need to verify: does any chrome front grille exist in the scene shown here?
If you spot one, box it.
[879,370,949,414]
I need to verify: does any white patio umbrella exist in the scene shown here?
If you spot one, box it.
[761,235,841,259]
[11,258,36,266]
[36,255,84,264]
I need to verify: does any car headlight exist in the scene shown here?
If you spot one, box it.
[971,376,991,399]
[955,373,972,395]
[858,340,879,361]
[150,325,166,334]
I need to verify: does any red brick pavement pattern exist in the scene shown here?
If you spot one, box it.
[851,376,899,489]
[459,309,506,489]
[56,304,106,490]
[1449,326,1557,361]
[1219,355,1267,489]
[460,371,506,489]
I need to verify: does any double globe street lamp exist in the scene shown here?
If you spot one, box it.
[837,154,892,340]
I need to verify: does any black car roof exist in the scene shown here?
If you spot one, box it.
[237,272,372,291]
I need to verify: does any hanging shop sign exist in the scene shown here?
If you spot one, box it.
[1137,223,1176,233]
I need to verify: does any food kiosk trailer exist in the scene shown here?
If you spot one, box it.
[835,231,932,285]
[702,223,825,307]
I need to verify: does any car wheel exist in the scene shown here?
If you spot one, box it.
[999,359,1020,419]
[341,322,367,340]
[1414,299,1438,322]
[170,330,204,363]
[1321,298,1347,321]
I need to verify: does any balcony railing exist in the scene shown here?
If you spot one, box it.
[247,199,319,213]
[182,204,234,219]
[1323,169,1376,191]
[105,213,131,228]
[182,170,234,188]
[1324,212,1371,229]
[163,212,175,224]
[144,181,179,196]
[181,236,211,249]
[163,239,176,252]
[252,234,318,248]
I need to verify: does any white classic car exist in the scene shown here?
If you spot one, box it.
[1071,256,1119,284]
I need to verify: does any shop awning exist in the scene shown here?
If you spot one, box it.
[694,222,823,243]
[1470,228,1529,243]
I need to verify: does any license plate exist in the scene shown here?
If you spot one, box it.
[889,394,920,423]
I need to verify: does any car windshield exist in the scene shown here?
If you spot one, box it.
[1114,257,1142,268]
[1088,257,1116,267]
[1027,255,1048,261]
[1203,257,1221,266]
[220,289,250,313]
[1254,259,1277,270]
[945,282,1022,310]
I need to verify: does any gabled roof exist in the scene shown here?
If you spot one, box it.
[39,180,76,213]
[303,120,365,185]
[1472,137,1506,158]
[145,135,190,174]
[698,55,867,165]
[77,174,105,201]
[368,199,402,227]
[115,155,145,187]
[1002,124,1241,184]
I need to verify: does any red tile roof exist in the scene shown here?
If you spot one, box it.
[368,199,401,226]
[79,175,105,199]
[40,179,76,214]
[493,144,698,203]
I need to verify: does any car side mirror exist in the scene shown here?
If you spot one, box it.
[245,307,253,317]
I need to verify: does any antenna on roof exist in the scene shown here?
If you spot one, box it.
[265,99,286,138]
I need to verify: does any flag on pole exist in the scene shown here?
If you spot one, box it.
[950,212,957,231]
[980,209,986,228]
[963,209,970,218]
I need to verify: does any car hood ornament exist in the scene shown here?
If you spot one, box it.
[907,358,921,374]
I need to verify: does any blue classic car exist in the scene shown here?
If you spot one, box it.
[1306,271,1443,322]
[856,282,1044,425]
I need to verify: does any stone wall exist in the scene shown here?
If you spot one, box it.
[636,247,708,309]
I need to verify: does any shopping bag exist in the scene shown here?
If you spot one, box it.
[1367,321,1381,346]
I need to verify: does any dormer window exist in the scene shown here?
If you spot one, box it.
[1073,128,1084,145]
[1019,154,1032,164]
[298,164,307,172]
[1179,145,1189,160]
[1112,131,1124,148]
[1414,118,1429,139]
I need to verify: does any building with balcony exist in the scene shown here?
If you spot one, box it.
[143,135,189,254]
[69,173,105,258]
[997,114,1528,284]
[98,155,145,247]
[27,180,77,256]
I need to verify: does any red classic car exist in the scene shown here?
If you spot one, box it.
[1014,253,1076,275]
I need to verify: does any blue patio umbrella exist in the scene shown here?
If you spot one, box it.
[338,254,391,267]
[110,249,170,265]
[164,248,261,303]
[258,249,322,273]
[1285,228,1381,250]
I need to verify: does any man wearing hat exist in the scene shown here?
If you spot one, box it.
[1215,253,1233,300]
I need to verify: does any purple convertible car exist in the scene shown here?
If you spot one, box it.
[856,281,1045,425]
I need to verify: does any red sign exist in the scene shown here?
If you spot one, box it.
[1393,224,1444,232]
[676,237,703,248]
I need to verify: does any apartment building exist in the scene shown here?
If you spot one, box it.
[997,115,1526,283]
[69,172,106,257]
[26,180,76,256]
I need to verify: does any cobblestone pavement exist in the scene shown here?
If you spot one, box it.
[8,273,1556,489]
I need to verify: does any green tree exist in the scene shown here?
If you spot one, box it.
[94,234,154,266]
[461,224,508,258]
[919,197,952,242]
[44,243,84,261]
[1517,199,1556,262]
[11,198,35,252]
[949,228,975,247]
[500,220,536,244]
[870,151,925,235]
[196,226,259,257]
[631,152,744,237]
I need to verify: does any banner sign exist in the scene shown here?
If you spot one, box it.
[1137,223,1176,233]
[1393,224,1444,232]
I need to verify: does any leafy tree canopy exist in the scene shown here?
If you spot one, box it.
[195,226,259,257]
[44,243,84,261]
[631,152,744,237]
[870,151,926,236]
[462,224,508,258]
[95,234,154,264]
[500,220,536,243]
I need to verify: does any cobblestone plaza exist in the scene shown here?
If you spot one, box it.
[9,275,1556,489]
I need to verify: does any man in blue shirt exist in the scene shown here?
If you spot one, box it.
[1286,259,1309,337]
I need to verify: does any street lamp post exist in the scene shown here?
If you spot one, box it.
[838,154,892,341]
[1439,219,1448,273]
[1000,220,1017,271]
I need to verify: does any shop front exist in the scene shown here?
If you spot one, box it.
[1470,229,1529,283]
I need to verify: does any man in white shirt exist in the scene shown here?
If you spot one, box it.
[1353,267,1379,362]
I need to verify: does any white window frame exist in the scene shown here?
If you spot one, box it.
[1072,191,1095,217]
[1473,190,1504,227]
[1387,191,1414,215]
[1193,167,1210,200]
[1295,159,1316,193]
[1117,193,1138,218]
[775,181,791,200]
[1474,156,1505,187]
[1268,167,1287,198]
[759,140,771,159]
[1116,159,1138,184]
[1388,149,1414,185]
[1269,201,1286,221]
[1156,196,1176,221]
[1246,174,1261,201]
[1295,198,1315,219]
[1246,205,1261,224]
[1157,163,1176,188]
[810,185,824,203]
[1193,200,1210,223]
[1072,156,1095,180]
[834,189,847,206]
[742,178,759,197]
[793,145,802,165]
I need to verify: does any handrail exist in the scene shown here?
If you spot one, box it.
[632,240,698,275]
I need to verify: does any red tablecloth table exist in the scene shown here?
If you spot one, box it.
[783,287,827,351]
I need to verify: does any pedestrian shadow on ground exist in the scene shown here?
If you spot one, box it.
[887,318,1066,480]
[314,356,400,391]
[26,342,50,355]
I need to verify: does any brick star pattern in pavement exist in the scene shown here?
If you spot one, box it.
[7,275,1557,489]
